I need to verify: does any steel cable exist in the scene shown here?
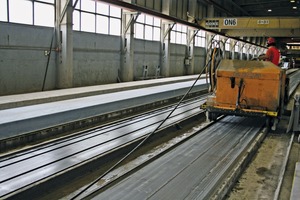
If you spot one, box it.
[71,59,213,199]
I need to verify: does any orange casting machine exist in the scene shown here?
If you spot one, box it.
[202,59,286,124]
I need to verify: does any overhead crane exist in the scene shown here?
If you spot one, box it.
[199,17,300,37]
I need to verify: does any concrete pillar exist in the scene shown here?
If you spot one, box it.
[185,0,197,75]
[220,37,226,59]
[56,0,73,89]
[245,44,249,60]
[239,42,243,60]
[121,12,135,82]
[206,33,214,52]
[160,22,171,77]
[185,29,195,75]
[230,40,236,59]
[160,0,173,77]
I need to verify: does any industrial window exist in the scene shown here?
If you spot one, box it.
[195,30,206,48]
[1,0,55,27]
[9,0,33,25]
[73,1,121,36]
[134,14,161,41]
[96,15,108,34]
[170,24,187,45]
[34,2,54,27]
[81,12,95,32]
[37,0,54,3]
[0,0,8,22]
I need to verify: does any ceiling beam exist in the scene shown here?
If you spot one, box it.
[227,0,251,16]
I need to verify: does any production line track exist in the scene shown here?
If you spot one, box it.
[0,78,207,152]
[0,97,205,199]
[83,116,266,200]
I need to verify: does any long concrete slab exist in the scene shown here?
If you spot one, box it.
[0,79,207,141]
[0,101,202,199]
[90,116,265,200]
[0,75,200,110]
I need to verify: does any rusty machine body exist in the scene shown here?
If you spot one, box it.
[201,59,286,128]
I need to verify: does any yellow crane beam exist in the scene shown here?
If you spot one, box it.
[199,17,300,37]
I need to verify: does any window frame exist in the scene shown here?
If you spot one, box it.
[134,13,161,41]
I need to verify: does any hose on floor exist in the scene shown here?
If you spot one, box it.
[71,57,214,200]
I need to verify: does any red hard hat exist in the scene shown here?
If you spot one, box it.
[267,37,276,44]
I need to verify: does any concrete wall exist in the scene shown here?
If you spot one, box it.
[0,22,56,95]
[73,31,121,87]
[0,22,206,96]
[0,22,122,95]
[194,47,206,74]
[170,43,186,76]
[134,39,160,79]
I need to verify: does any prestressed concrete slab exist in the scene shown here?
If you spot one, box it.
[0,75,201,110]
[92,116,264,200]
[0,79,207,140]
[0,100,201,199]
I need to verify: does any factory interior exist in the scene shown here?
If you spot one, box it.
[1,0,300,199]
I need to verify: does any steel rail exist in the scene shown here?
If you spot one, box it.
[273,132,295,200]
[0,97,205,199]
[0,96,204,162]
[288,70,300,98]
[83,116,266,200]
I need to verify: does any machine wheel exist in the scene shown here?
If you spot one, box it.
[265,117,270,127]
[265,117,278,131]
[208,112,218,121]
[271,118,279,131]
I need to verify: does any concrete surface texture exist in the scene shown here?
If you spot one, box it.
[226,116,299,200]
[0,22,207,96]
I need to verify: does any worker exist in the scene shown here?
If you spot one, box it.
[258,37,280,65]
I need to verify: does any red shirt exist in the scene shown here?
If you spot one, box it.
[266,46,280,65]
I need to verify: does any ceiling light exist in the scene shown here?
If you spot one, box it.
[268,9,272,12]
[293,6,297,9]
[290,0,295,2]
[287,42,300,45]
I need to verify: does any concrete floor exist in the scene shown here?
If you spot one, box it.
[226,115,300,200]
